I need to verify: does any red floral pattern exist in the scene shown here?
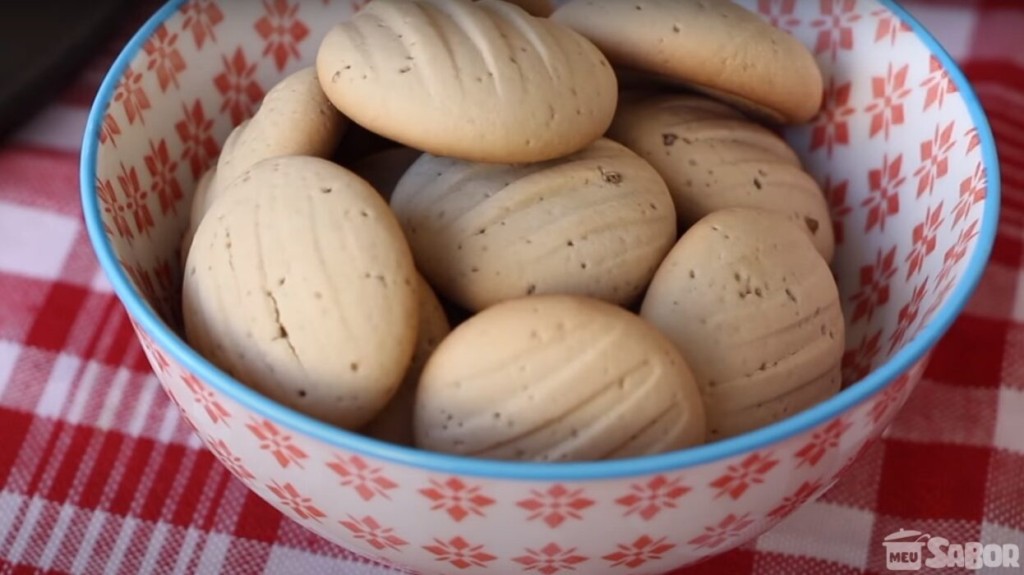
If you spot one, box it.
[246,418,308,469]
[517,485,594,529]
[756,0,801,32]
[175,99,219,179]
[602,535,676,569]
[615,475,691,521]
[513,543,589,575]
[906,201,945,280]
[214,47,264,126]
[921,55,959,111]
[326,455,398,501]
[850,245,898,324]
[889,277,930,352]
[811,79,856,156]
[339,515,408,552]
[180,0,224,49]
[767,480,826,521]
[688,514,756,550]
[862,154,905,233]
[871,7,912,45]
[865,64,912,140]
[423,537,497,570]
[914,122,957,198]
[420,477,496,522]
[209,438,255,483]
[794,418,851,467]
[267,481,326,521]
[113,67,150,126]
[867,373,912,425]
[810,0,862,61]
[116,163,154,237]
[952,163,987,228]
[181,373,231,426]
[100,112,121,147]
[824,176,852,245]
[97,177,131,241]
[255,0,311,71]
[143,24,186,92]
[709,452,780,500]
[143,139,184,216]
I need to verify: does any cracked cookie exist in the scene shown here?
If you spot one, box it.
[182,155,419,430]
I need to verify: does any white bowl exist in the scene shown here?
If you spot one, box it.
[80,1,999,573]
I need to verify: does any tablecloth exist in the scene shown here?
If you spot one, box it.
[1,1,1021,574]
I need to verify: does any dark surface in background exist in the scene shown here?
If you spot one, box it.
[0,0,130,141]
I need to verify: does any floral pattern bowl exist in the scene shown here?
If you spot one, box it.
[80,1,999,573]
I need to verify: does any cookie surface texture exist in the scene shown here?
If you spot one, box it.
[609,94,834,262]
[182,156,419,430]
[414,295,706,461]
[640,208,843,440]
[551,0,823,123]
[316,0,618,163]
[390,138,676,311]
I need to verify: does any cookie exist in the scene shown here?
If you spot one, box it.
[316,0,618,163]
[640,208,843,441]
[390,138,676,311]
[551,0,823,123]
[609,93,834,262]
[182,156,419,430]
[414,295,706,461]
[217,67,348,188]
[362,273,451,446]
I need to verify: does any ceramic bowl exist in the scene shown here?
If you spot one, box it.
[81,1,999,573]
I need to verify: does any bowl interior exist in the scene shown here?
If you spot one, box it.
[81,0,999,475]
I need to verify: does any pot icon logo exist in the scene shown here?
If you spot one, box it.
[884,529,930,571]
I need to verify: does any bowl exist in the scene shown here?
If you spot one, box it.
[80,1,999,573]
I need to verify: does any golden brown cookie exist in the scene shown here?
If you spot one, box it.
[316,0,618,163]
[609,94,834,262]
[552,0,823,123]
[182,156,419,430]
[640,208,843,441]
[390,138,676,311]
[414,295,706,460]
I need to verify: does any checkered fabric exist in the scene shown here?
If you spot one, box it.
[1,1,1021,573]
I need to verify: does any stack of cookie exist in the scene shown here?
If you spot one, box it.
[181,0,844,462]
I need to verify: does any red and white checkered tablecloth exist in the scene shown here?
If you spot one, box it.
[1,1,1022,574]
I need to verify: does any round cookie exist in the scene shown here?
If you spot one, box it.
[551,0,823,124]
[216,67,348,189]
[182,156,419,430]
[390,138,676,311]
[414,295,706,461]
[640,208,843,441]
[362,273,451,446]
[316,0,618,163]
[609,93,834,262]
[350,146,423,201]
